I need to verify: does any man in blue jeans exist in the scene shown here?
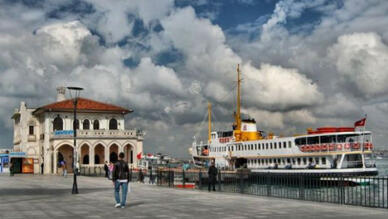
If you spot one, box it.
[112,152,130,208]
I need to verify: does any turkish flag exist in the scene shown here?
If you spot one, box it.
[354,118,366,127]
[137,152,142,159]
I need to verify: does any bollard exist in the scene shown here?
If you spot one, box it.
[199,171,202,189]
[182,170,185,188]
[218,171,221,192]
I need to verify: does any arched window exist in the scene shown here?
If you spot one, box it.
[83,155,89,164]
[94,155,100,164]
[109,118,118,130]
[83,119,90,130]
[53,116,63,131]
[73,119,79,130]
[93,120,99,130]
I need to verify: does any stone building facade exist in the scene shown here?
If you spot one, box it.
[12,87,144,174]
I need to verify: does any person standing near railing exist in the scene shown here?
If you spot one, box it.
[208,161,218,192]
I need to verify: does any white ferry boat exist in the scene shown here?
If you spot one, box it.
[190,65,377,176]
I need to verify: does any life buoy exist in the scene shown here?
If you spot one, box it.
[329,144,335,151]
[300,146,306,152]
[321,144,328,150]
[305,145,311,152]
[337,144,342,150]
[314,145,321,151]
[345,143,350,149]
[353,143,360,149]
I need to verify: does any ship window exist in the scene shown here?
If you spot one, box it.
[295,138,307,146]
[322,157,326,165]
[309,158,313,163]
[288,141,292,148]
[320,135,336,144]
[297,158,301,165]
[274,142,277,149]
[270,143,273,149]
[292,158,296,165]
[303,157,307,165]
[266,143,268,149]
[255,144,257,150]
[283,142,286,148]
[315,157,319,164]
[287,158,291,164]
[277,158,281,164]
[307,137,319,144]
[245,145,247,150]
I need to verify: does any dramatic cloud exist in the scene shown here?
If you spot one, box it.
[328,32,388,98]
[1,0,388,155]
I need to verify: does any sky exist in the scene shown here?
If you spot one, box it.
[0,0,388,158]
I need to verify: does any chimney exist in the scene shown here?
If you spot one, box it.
[56,87,66,101]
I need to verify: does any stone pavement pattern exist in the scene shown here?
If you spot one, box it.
[0,175,388,219]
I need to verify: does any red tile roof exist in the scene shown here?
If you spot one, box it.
[33,98,132,115]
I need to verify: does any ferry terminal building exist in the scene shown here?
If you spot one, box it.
[12,87,144,174]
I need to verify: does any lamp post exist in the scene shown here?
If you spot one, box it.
[67,86,83,194]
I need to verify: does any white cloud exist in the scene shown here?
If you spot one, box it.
[242,63,323,110]
[36,21,91,66]
[328,32,388,98]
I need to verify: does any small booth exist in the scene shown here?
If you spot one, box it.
[9,152,34,174]
[0,153,10,173]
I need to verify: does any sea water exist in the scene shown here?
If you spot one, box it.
[376,158,388,176]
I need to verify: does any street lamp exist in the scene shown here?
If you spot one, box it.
[67,86,83,194]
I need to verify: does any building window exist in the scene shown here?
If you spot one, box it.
[93,120,99,130]
[29,126,34,135]
[53,116,63,131]
[83,119,90,130]
[109,118,118,130]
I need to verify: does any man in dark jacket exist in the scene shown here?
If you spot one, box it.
[112,152,130,208]
[208,161,218,192]
[104,161,109,178]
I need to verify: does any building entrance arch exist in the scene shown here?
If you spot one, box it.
[57,144,73,173]
[123,144,134,164]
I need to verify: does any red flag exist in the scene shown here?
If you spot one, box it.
[354,118,366,127]
[137,152,142,159]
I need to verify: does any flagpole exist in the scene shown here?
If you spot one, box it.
[361,114,367,168]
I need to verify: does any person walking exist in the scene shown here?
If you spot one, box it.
[108,162,114,180]
[104,161,109,178]
[62,160,67,177]
[208,161,218,192]
[112,152,130,208]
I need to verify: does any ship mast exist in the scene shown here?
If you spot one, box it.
[208,101,211,143]
[236,64,241,131]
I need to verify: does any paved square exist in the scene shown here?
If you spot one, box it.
[0,175,387,219]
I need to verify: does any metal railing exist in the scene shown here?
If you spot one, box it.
[156,169,388,209]
[80,166,388,208]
